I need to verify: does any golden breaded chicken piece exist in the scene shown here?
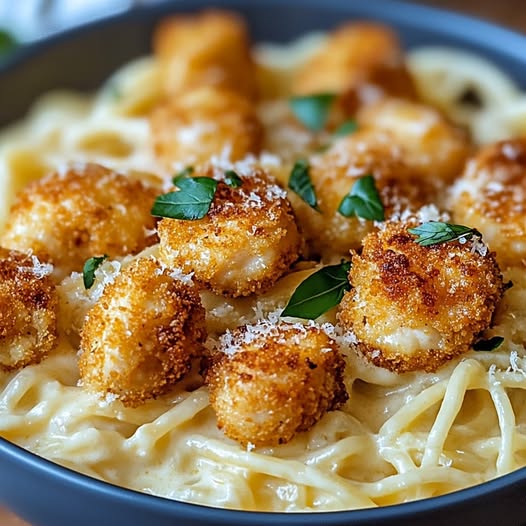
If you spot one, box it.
[1,163,159,280]
[290,130,439,259]
[338,221,505,373]
[158,168,302,297]
[79,257,207,407]
[153,9,257,99]
[450,138,526,268]
[0,248,58,371]
[205,322,348,447]
[357,98,470,183]
[151,86,263,168]
[292,23,417,118]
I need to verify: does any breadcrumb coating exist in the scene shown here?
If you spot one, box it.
[338,222,505,373]
[205,322,348,447]
[153,9,257,99]
[292,23,416,124]
[158,168,302,297]
[150,86,263,168]
[0,248,58,371]
[450,138,526,268]
[79,257,207,407]
[290,130,439,258]
[1,163,159,280]
[357,98,470,183]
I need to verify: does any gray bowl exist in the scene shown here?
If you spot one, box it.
[1,1,526,525]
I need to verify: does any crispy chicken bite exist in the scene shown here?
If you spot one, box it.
[158,168,302,297]
[79,257,207,407]
[153,9,257,99]
[357,98,470,183]
[1,163,159,280]
[338,221,505,373]
[258,99,322,163]
[450,138,526,268]
[290,130,439,258]
[151,86,263,168]
[0,248,58,371]
[205,322,348,447]
[292,23,417,120]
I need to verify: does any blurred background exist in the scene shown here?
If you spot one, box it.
[0,0,523,524]
[0,0,524,43]
[421,0,526,32]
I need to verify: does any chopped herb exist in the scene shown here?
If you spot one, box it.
[224,170,242,188]
[172,166,194,185]
[504,280,514,291]
[281,261,351,319]
[83,255,108,289]
[288,159,319,211]
[473,336,504,352]
[0,29,17,56]
[315,120,358,152]
[151,177,218,220]
[338,175,384,221]
[289,93,336,131]
[408,222,480,247]
[334,119,358,137]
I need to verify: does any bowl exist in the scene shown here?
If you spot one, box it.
[1,1,526,525]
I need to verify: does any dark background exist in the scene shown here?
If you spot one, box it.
[420,0,526,33]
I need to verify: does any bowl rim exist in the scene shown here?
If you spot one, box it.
[2,435,526,523]
[2,0,526,522]
[2,0,526,78]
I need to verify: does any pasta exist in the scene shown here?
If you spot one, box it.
[1,11,526,514]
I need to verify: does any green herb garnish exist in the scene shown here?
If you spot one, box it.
[281,261,351,319]
[473,336,504,352]
[151,177,218,220]
[289,93,336,131]
[224,170,242,188]
[83,255,108,289]
[408,222,480,247]
[315,120,358,152]
[172,166,194,185]
[0,29,17,57]
[338,175,384,221]
[288,159,319,211]
[334,119,358,137]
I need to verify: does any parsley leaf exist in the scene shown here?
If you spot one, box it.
[408,222,480,247]
[334,119,358,137]
[0,29,17,57]
[83,255,108,289]
[289,93,336,131]
[288,159,319,211]
[281,261,351,319]
[338,175,385,221]
[172,166,194,185]
[224,170,242,188]
[151,177,218,220]
[473,336,504,352]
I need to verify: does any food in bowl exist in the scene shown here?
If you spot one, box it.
[1,8,526,514]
